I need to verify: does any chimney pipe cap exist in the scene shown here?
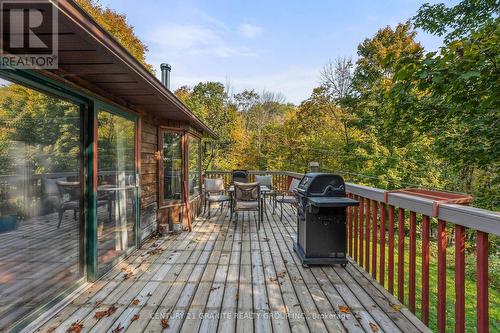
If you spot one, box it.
[160,63,171,71]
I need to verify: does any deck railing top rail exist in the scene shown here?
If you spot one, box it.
[205,170,500,235]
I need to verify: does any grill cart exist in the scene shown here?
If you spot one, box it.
[293,173,359,267]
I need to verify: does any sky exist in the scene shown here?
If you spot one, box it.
[100,0,456,104]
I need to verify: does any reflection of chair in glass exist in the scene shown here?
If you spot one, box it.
[232,170,249,183]
[42,177,67,213]
[56,181,79,228]
[275,178,300,221]
[57,181,111,228]
[232,182,262,229]
[204,178,231,218]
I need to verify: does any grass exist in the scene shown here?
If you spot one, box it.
[350,231,499,332]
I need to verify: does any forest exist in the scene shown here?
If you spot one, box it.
[173,1,499,211]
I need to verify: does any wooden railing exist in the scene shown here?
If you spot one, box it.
[205,170,500,333]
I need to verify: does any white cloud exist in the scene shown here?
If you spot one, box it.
[238,23,263,38]
[171,67,319,105]
[146,23,260,59]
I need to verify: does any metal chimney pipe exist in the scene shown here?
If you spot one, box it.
[160,63,171,90]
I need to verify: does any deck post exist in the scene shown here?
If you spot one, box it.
[477,231,489,333]
[379,203,386,285]
[388,205,395,294]
[397,208,405,303]
[437,219,447,333]
[455,225,466,333]
[421,215,430,325]
[409,211,416,313]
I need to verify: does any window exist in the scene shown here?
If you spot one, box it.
[0,77,83,331]
[188,136,201,196]
[162,131,183,201]
[96,110,137,274]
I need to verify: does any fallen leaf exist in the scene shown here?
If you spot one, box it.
[46,327,57,333]
[131,314,140,322]
[66,320,83,333]
[338,305,350,314]
[111,324,124,333]
[269,277,278,282]
[277,271,286,278]
[369,322,379,332]
[161,318,170,328]
[132,299,140,305]
[107,304,118,316]
[210,286,220,292]
[390,303,402,311]
[94,310,108,320]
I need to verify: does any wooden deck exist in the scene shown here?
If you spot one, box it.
[33,202,430,333]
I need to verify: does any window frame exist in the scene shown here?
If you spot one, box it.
[187,134,202,198]
[158,127,185,207]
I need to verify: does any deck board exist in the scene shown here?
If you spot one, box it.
[32,202,430,333]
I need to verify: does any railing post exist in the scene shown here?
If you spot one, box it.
[437,219,447,333]
[455,225,466,333]
[379,202,386,286]
[409,211,416,313]
[371,200,378,279]
[365,198,371,272]
[388,205,395,294]
[477,231,489,333]
[398,208,405,303]
[354,195,359,262]
[348,193,353,257]
[422,215,430,325]
[359,197,364,267]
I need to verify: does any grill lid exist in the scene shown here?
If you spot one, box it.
[297,173,346,197]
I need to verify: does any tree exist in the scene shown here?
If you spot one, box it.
[392,0,500,198]
[75,0,152,71]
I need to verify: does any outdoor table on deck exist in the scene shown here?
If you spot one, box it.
[228,185,270,220]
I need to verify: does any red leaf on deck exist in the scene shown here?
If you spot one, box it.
[111,324,124,333]
[107,304,118,315]
[338,305,350,314]
[94,310,108,320]
[161,318,170,328]
[369,322,379,332]
[131,299,140,305]
[66,320,83,333]
[131,314,140,322]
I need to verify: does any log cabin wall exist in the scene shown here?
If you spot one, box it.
[140,115,159,240]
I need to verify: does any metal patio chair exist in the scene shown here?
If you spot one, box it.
[204,178,231,218]
[275,177,301,221]
[232,170,249,183]
[232,182,262,229]
[255,174,277,208]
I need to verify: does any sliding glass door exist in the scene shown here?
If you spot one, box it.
[0,76,84,331]
[96,109,138,275]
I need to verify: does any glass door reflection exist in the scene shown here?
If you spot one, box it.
[97,110,137,274]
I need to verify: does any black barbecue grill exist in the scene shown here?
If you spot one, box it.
[293,173,359,267]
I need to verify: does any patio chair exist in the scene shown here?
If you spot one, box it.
[275,177,301,221]
[255,174,277,208]
[204,178,231,218]
[232,182,262,229]
[57,181,110,228]
[232,170,249,183]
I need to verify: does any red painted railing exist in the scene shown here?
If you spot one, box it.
[344,182,498,333]
[205,170,500,332]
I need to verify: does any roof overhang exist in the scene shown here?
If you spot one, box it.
[6,0,217,138]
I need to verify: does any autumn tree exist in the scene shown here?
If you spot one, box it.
[75,0,152,71]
